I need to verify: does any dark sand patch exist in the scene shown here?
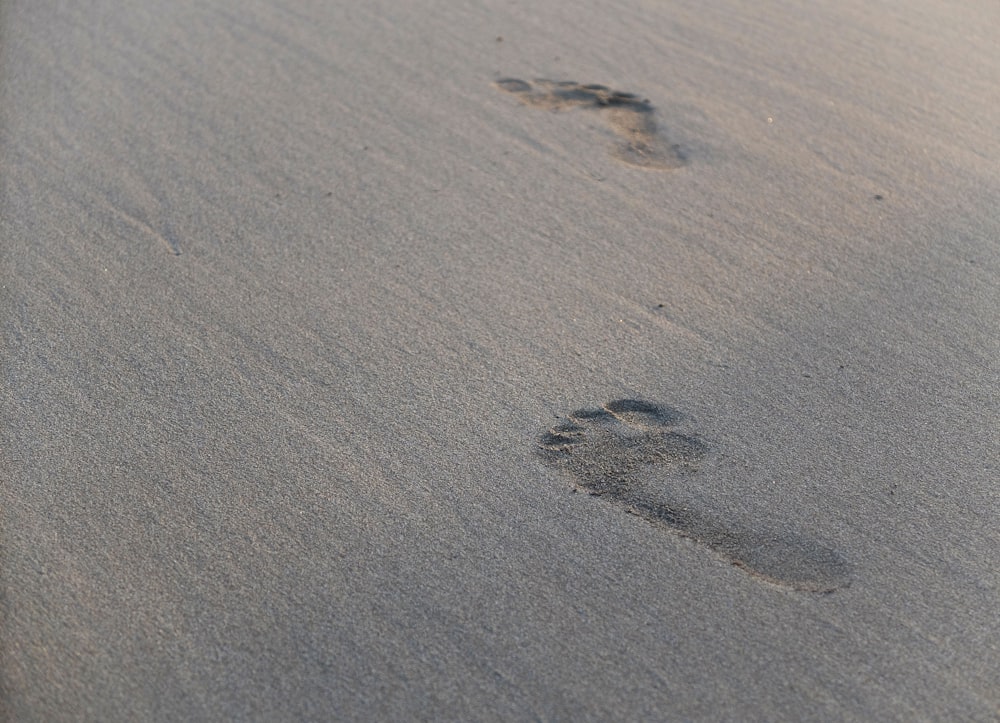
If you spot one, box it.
[495,78,685,169]
[539,400,851,592]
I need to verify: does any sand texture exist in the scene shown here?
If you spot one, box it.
[2,0,999,720]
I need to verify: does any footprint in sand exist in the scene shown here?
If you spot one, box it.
[538,400,851,591]
[495,78,685,169]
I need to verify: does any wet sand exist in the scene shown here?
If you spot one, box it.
[2,0,998,719]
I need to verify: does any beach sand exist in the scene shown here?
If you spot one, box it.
[2,0,998,719]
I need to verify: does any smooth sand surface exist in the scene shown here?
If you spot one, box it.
[3,0,998,720]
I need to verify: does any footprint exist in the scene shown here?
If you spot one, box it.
[495,78,685,169]
[538,400,851,592]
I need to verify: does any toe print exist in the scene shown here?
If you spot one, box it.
[539,400,851,591]
[495,78,685,169]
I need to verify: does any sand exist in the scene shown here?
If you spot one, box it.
[2,0,998,719]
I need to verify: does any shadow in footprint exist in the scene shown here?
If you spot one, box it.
[538,400,851,592]
[495,78,685,170]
